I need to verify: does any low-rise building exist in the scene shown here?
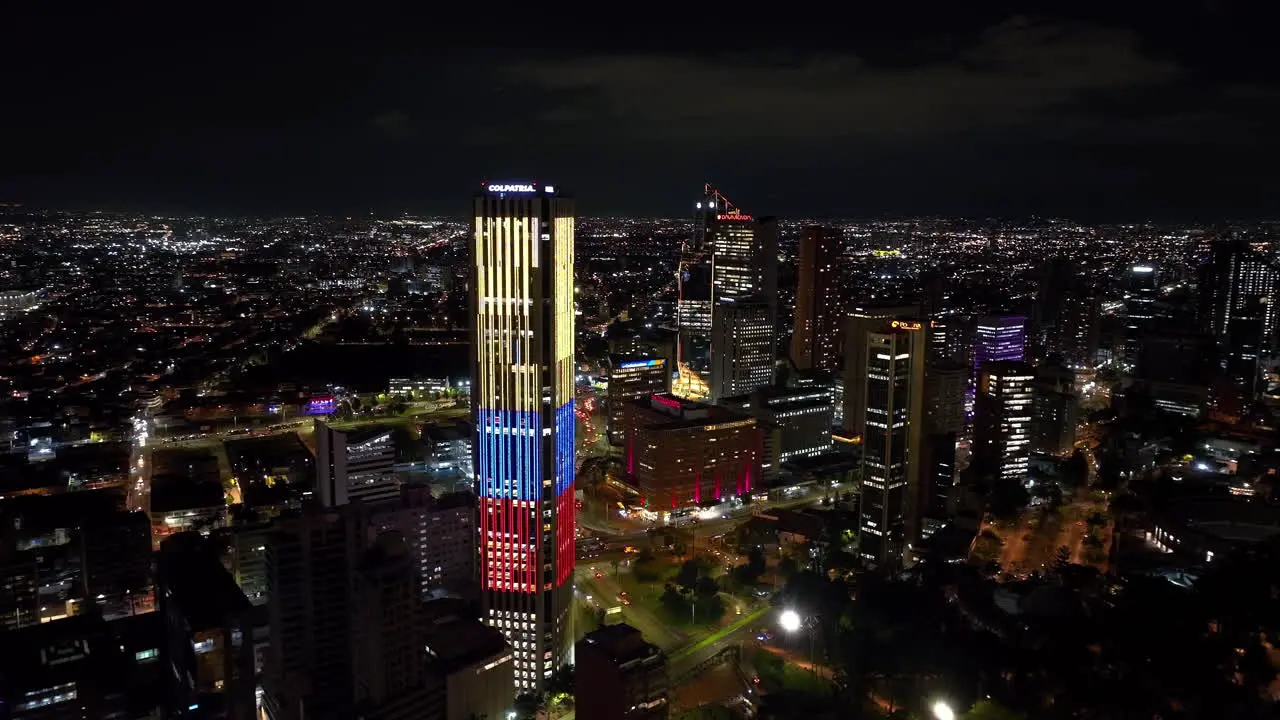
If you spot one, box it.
[623,394,761,509]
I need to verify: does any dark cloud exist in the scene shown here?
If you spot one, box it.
[371,111,415,140]
[502,17,1183,145]
[0,7,1277,219]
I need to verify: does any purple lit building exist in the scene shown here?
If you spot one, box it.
[967,316,1026,417]
[974,316,1027,370]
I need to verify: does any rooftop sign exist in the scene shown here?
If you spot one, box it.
[488,183,537,193]
[716,214,753,221]
[890,320,923,331]
[620,359,665,370]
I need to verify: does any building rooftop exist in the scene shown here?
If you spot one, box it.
[423,616,510,673]
[158,532,251,631]
[579,623,662,666]
[628,393,752,430]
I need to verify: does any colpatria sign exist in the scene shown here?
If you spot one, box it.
[488,183,536,193]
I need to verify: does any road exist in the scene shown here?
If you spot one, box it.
[578,488,832,542]
[577,566,687,650]
[986,488,1113,576]
[126,419,152,517]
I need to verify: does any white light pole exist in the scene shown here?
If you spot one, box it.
[779,608,802,633]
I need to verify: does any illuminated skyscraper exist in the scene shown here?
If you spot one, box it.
[470,181,575,694]
[711,296,775,401]
[791,226,843,371]
[711,212,776,303]
[841,305,917,437]
[973,315,1026,370]
[678,185,732,380]
[973,361,1035,486]
[858,324,925,567]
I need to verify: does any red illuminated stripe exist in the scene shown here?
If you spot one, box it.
[481,497,537,593]
[555,486,576,586]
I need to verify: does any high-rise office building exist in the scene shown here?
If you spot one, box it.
[973,315,1027,370]
[841,306,918,437]
[923,360,968,436]
[470,182,575,694]
[366,486,477,599]
[156,533,256,719]
[926,316,972,367]
[974,361,1035,486]
[711,297,775,401]
[1203,239,1280,343]
[0,550,38,631]
[791,226,843,372]
[314,422,399,507]
[710,212,777,304]
[858,325,925,567]
[263,508,361,719]
[678,186,733,380]
[607,355,671,445]
[719,384,835,485]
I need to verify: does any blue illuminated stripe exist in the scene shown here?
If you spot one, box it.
[476,409,542,501]
[475,401,573,501]
[555,400,574,497]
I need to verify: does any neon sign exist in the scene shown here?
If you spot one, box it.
[487,183,536,193]
[306,396,336,415]
[652,394,682,410]
[890,320,923,331]
[620,359,665,370]
[716,214,752,221]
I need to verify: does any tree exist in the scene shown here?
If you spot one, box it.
[512,692,541,720]
[989,475,1030,519]
[675,559,702,591]
[547,663,574,696]
[633,550,662,583]
[731,547,767,586]
[694,575,719,599]
[823,549,857,575]
[1062,449,1089,487]
[1054,545,1072,570]
[660,583,685,615]
[778,556,800,582]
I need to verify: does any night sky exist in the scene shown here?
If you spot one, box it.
[2,5,1276,220]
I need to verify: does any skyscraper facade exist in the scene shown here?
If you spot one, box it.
[791,226,843,371]
[858,325,925,567]
[711,211,776,302]
[1204,239,1280,343]
[973,315,1027,370]
[470,182,575,694]
[841,305,918,437]
[711,297,775,401]
[974,361,1035,486]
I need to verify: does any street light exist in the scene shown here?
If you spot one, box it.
[779,608,802,633]
[931,700,955,720]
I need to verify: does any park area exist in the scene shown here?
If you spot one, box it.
[578,544,773,651]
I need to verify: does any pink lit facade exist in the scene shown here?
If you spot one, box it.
[623,394,761,509]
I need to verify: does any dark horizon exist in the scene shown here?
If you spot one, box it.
[2,6,1277,222]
